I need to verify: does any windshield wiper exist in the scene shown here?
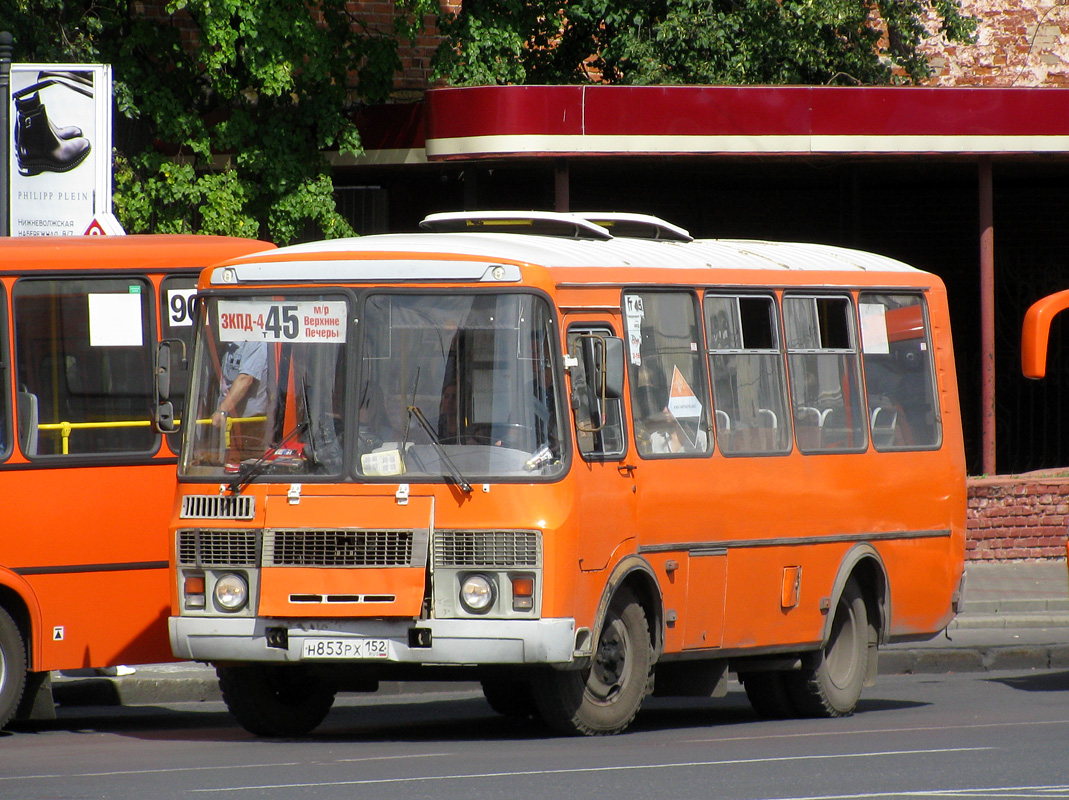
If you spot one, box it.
[407,405,472,494]
[228,420,310,494]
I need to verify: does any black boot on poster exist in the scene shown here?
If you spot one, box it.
[14,93,91,177]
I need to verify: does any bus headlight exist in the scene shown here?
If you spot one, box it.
[214,573,249,612]
[459,574,495,614]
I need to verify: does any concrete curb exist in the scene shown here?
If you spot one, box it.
[950,612,1069,629]
[879,643,1069,675]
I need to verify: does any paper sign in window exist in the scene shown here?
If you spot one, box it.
[859,303,890,355]
[88,293,144,347]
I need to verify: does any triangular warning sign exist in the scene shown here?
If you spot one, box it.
[667,365,702,420]
[83,213,126,235]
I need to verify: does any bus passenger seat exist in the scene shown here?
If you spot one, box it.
[17,391,39,456]
[871,406,898,448]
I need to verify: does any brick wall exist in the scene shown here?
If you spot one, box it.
[922,0,1069,86]
[968,476,1069,561]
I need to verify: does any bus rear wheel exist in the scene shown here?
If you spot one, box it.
[786,578,870,717]
[739,671,797,719]
[0,607,27,731]
[531,588,651,736]
[217,664,336,737]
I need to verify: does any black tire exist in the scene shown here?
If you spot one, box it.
[739,671,797,720]
[786,578,870,717]
[0,607,27,731]
[531,588,652,736]
[217,664,336,737]
[480,676,538,719]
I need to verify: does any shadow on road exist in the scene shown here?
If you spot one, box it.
[986,670,1069,693]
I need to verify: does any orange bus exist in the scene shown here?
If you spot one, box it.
[1021,289,1069,562]
[165,211,966,737]
[0,234,274,730]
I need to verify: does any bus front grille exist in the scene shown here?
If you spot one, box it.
[264,529,426,568]
[180,494,255,520]
[177,529,260,567]
[434,530,541,568]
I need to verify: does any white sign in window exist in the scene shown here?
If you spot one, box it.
[88,293,143,347]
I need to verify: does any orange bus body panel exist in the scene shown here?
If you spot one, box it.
[0,234,274,675]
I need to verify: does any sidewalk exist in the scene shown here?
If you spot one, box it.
[880,559,1069,674]
[50,560,1069,710]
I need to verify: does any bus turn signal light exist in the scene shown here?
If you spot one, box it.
[184,573,206,609]
[511,574,535,611]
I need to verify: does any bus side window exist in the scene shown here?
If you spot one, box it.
[705,293,791,455]
[859,293,942,450]
[14,277,157,457]
[784,294,866,453]
[0,283,9,459]
[567,326,625,459]
[160,276,198,454]
[624,291,711,458]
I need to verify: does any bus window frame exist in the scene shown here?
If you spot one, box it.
[12,273,163,462]
[159,274,201,455]
[783,291,868,455]
[858,290,943,453]
[622,287,712,460]
[704,290,793,458]
[566,323,628,461]
[0,282,10,463]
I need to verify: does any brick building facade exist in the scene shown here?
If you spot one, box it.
[923,0,1069,87]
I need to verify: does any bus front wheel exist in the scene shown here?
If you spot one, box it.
[787,578,870,717]
[217,664,336,737]
[0,607,27,731]
[531,588,652,736]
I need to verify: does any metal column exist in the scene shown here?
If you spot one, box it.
[979,156,995,475]
[554,160,569,212]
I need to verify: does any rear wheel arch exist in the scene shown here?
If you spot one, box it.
[0,581,36,669]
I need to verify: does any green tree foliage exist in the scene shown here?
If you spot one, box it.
[435,0,977,87]
[2,0,436,242]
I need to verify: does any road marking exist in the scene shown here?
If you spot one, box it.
[682,718,1069,744]
[0,753,450,782]
[188,747,991,793]
[734,785,1069,800]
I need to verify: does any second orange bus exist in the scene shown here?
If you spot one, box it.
[165,211,967,736]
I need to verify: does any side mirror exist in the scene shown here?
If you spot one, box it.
[601,336,624,399]
[154,339,186,434]
[579,334,624,399]
[156,340,173,403]
[157,401,176,432]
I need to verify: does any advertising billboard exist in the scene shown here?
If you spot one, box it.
[8,64,113,236]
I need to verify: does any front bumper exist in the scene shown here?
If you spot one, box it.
[170,615,577,665]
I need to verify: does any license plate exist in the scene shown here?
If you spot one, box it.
[301,638,390,660]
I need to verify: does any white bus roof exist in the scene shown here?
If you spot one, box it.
[216,213,925,285]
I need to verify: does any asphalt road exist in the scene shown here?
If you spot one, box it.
[5,669,1069,800]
